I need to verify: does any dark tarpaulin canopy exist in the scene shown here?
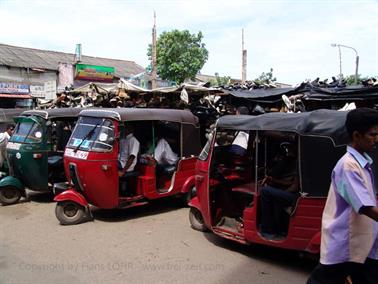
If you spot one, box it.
[216,109,349,146]
[302,85,378,102]
[79,108,202,157]
[223,84,378,104]
[223,87,295,103]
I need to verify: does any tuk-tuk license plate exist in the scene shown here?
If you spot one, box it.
[6,142,21,150]
[65,148,89,160]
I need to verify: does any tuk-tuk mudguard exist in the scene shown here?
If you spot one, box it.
[181,175,195,194]
[188,196,202,212]
[0,176,25,192]
[54,189,88,208]
[306,232,321,254]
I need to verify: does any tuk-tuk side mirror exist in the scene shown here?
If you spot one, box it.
[46,121,52,127]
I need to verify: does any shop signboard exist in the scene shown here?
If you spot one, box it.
[30,85,45,98]
[0,82,29,94]
[30,81,57,99]
[44,81,57,100]
[75,64,114,82]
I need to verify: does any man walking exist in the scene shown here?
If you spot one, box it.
[307,108,378,284]
[0,124,15,169]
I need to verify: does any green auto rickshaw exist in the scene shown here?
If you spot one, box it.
[0,108,82,205]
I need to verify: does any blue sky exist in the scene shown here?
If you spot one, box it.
[1,0,377,85]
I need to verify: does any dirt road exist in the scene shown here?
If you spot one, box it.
[0,193,314,284]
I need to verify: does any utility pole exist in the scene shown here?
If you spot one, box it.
[151,11,157,89]
[241,29,247,84]
[331,43,359,85]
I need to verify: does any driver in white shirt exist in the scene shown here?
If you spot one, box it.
[118,124,140,177]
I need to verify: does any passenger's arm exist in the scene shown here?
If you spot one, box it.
[360,206,378,222]
[286,176,299,193]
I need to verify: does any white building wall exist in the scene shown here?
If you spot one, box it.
[0,66,58,99]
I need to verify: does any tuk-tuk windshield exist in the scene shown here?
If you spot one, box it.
[10,120,43,144]
[67,117,114,152]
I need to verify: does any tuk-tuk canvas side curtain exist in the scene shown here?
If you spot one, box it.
[300,136,345,197]
[182,124,201,157]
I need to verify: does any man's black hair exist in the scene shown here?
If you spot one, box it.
[346,108,378,139]
[6,124,15,131]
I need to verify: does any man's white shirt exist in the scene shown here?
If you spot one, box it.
[232,131,249,149]
[154,138,178,166]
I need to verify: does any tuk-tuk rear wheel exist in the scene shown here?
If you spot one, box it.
[189,207,208,232]
[55,201,86,225]
[0,186,22,205]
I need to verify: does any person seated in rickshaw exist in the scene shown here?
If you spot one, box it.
[259,141,299,240]
[154,137,178,171]
[118,124,140,196]
[143,129,178,176]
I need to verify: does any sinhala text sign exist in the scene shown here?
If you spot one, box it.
[75,64,115,82]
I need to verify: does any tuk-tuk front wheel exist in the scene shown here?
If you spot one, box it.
[189,207,208,232]
[55,201,87,225]
[0,186,22,205]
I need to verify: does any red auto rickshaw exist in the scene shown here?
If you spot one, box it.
[54,108,201,225]
[189,109,378,254]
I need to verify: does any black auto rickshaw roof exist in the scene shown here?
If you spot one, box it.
[78,108,199,125]
[216,109,349,146]
[21,108,83,120]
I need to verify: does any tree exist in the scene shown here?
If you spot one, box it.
[148,30,209,84]
[209,72,231,87]
[254,68,277,84]
[344,74,367,86]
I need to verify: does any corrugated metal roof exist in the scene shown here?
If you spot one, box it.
[0,43,145,78]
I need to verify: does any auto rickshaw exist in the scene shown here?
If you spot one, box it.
[0,108,25,179]
[0,108,82,205]
[189,109,378,254]
[54,108,202,225]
